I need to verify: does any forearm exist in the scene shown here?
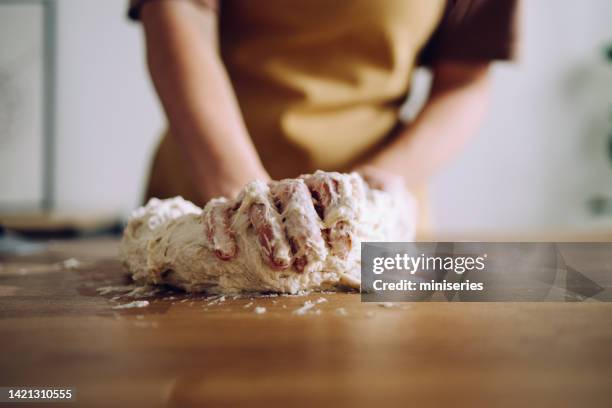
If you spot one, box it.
[364,62,492,190]
[141,1,268,201]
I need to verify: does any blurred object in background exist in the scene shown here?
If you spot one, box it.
[0,0,162,219]
[0,0,123,240]
[0,1,48,212]
[0,211,123,240]
[587,43,612,220]
[0,225,46,256]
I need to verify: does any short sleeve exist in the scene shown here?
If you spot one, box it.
[127,0,218,21]
[419,0,520,65]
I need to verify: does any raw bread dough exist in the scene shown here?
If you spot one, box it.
[119,171,416,294]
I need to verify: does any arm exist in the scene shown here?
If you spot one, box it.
[357,62,492,190]
[141,1,269,202]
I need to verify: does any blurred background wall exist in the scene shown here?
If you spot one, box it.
[53,0,163,213]
[1,0,611,235]
[429,0,612,235]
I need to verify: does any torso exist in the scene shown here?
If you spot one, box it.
[219,0,445,178]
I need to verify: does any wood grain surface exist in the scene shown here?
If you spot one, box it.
[0,238,611,407]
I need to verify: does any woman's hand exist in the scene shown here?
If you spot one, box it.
[202,173,365,272]
[354,165,417,238]
[353,62,491,190]
[354,164,411,203]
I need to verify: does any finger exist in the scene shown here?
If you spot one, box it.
[203,199,238,261]
[248,202,292,270]
[304,172,359,260]
[271,179,326,273]
[303,173,335,219]
[328,220,352,259]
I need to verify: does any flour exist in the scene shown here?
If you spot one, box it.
[112,300,150,309]
[96,285,137,295]
[61,258,81,270]
[335,307,348,316]
[119,171,416,295]
[293,300,316,315]
[254,306,267,314]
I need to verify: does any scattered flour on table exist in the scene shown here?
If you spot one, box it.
[61,258,81,270]
[124,286,160,298]
[133,320,159,329]
[96,285,137,295]
[293,300,316,315]
[112,300,150,309]
[206,295,226,305]
[335,308,348,316]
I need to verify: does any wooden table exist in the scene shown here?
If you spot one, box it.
[1,238,611,407]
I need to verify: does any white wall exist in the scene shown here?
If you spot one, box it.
[54,0,163,214]
[429,0,612,234]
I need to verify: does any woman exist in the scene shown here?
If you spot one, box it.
[128,0,518,236]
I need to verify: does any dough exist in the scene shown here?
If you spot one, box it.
[119,171,416,294]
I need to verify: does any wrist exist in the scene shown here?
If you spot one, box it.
[198,161,270,201]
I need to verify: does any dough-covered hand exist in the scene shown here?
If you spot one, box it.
[202,172,367,273]
[355,165,416,237]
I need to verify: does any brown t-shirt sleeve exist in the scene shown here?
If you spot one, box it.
[419,0,520,65]
[127,0,218,21]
